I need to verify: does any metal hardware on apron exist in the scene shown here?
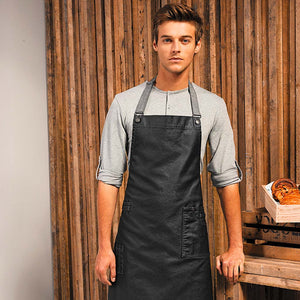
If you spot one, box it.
[108,77,213,300]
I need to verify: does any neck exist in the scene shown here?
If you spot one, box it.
[154,69,189,91]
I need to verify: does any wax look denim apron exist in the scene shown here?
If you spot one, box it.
[108,78,213,300]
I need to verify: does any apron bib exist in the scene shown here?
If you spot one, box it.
[108,78,213,300]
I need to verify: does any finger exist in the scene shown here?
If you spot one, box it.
[227,264,234,283]
[222,261,228,278]
[110,259,116,283]
[233,265,239,283]
[100,266,112,286]
[216,256,223,275]
[239,261,244,275]
[95,264,102,281]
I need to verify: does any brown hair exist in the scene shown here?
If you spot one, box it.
[152,3,203,44]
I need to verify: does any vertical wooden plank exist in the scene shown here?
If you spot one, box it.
[261,0,270,187]
[193,0,208,89]
[282,0,290,179]
[52,0,72,298]
[237,0,246,211]
[63,0,84,298]
[254,0,263,207]
[45,1,61,298]
[244,0,254,210]
[233,282,245,300]
[296,0,300,183]
[268,0,283,180]
[74,1,95,297]
[79,1,101,299]
[104,0,115,106]
[276,0,284,177]
[123,0,135,88]
[220,0,227,100]
[289,0,296,182]
[113,0,125,94]
[95,0,108,132]
[145,0,153,80]
[132,0,146,84]
[230,0,238,147]
[209,0,217,94]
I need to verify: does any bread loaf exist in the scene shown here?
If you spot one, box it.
[271,178,300,205]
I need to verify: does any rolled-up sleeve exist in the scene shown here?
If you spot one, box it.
[95,96,127,188]
[207,100,243,188]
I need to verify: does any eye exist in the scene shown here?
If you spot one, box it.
[163,38,172,43]
[182,38,191,44]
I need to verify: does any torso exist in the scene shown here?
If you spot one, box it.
[115,81,224,172]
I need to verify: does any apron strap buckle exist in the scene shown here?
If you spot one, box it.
[134,113,142,123]
[193,115,201,127]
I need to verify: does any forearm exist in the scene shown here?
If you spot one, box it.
[97,180,119,250]
[217,183,243,249]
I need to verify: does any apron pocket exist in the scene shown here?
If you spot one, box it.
[181,206,209,258]
[114,242,125,274]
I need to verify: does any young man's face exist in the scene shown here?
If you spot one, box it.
[153,21,201,75]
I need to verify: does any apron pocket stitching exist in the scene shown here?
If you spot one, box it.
[181,207,209,259]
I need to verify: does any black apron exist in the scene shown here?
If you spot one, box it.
[108,78,213,300]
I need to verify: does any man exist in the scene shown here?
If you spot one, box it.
[95,3,244,299]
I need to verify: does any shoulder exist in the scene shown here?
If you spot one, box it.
[191,82,226,111]
[112,81,147,125]
[191,82,230,131]
[114,81,147,107]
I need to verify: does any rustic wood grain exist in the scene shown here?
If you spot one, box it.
[296,0,300,183]
[254,0,264,208]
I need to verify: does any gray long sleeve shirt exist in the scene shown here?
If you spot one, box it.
[96,81,242,188]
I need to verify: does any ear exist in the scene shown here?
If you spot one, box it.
[194,39,201,54]
[153,40,158,52]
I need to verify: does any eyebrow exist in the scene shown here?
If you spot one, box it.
[160,35,193,39]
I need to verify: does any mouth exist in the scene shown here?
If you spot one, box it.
[169,57,183,61]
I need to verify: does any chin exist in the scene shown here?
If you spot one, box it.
[168,67,188,74]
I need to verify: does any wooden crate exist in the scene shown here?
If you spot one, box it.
[237,209,300,297]
[242,208,300,262]
[238,256,300,291]
[261,185,300,223]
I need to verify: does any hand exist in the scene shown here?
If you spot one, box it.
[216,247,245,284]
[95,248,116,286]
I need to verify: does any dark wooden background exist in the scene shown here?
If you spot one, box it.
[45,0,300,299]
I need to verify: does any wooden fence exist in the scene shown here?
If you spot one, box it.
[45,0,300,298]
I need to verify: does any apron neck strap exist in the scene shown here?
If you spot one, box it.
[134,76,201,118]
[135,77,156,115]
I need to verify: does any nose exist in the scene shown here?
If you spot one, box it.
[171,40,180,53]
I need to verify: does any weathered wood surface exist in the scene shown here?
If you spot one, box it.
[45,0,300,299]
[233,256,300,299]
[243,226,300,245]
[244,243,300,262]
[243,208,300,228]
[242,209,300,262]
[237,256,300,292]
